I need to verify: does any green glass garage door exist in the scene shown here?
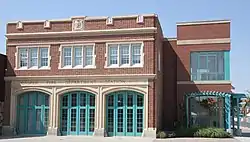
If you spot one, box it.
[106,91,144,136]
[60,91,95,135]
[17,92,49,135]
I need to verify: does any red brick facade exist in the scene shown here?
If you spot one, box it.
[5,14,164,131]
[162,21,232,130]
[4,14,232,133]
[7,17,155,34]
[6,40,155,76]
[177,22,230,40]
[162,39,177,129]
[6,17,158,77]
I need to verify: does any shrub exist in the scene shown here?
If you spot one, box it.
[175,127,232,138]
[156,131,167,138]
[156,131,176,139]
[167,132,176,138]
[194,127,232,138]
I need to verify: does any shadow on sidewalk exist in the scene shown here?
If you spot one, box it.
[0,135,45,140]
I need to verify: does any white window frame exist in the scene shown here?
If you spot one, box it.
[62,47,72,68]
[29,47,38,69]
[39,48,49,69]
[15,45,51,70]
[119,44,130,66]
[74,46,83,68]
[18,48,28,69]
[59,44,96,69]
[105,42,144,68]
[84,46,95,67]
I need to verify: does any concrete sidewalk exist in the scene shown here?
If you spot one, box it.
[154,138,239,142]
[0,136,249,142]
[0,136,154,142]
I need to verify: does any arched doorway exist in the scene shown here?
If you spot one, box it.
[60,91,95,135]
[16,91,49,135]
[106,91,144,136]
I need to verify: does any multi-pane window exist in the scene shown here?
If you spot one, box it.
[85,46,93,65]
[63,48,72,66]
[40,48,48,66]
[19,49,28,67]
[18,47,49,69]
[190,51,225,81]
[120,44,130,64]
[61,45,95,68]
[109,45,118,65]
[107,43,143,67]
[74,47,82,66]
[131,44,141,64]
[30,48,38,67]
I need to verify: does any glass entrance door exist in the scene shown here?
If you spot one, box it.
[17,92,49,135]
[106,91,144,136]
[60,92,95,135]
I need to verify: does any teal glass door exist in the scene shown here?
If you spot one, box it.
[17,92,49,135]
[106,91,144,136]
[60,92,95,135]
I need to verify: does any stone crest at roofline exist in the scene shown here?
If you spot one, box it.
[72,18,85,31]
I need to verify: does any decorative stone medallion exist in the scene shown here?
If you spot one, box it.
[72,19,84,31]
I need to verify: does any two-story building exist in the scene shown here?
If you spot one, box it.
[3,14,163,137]
[162,20,233,132]
[3,14,242,137]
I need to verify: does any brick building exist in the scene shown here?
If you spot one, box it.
[2,14,234,137]
[163,20,232,130]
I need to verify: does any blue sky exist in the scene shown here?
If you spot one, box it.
[0,0,249,92]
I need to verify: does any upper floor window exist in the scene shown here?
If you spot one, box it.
[60,44,95,69]
[190,51,227,81]
[17,47,49,69]
[106,42,143,68]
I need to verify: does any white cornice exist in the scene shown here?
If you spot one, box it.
[177,20,230,26]
[165,38,177,41]
[177,38,230,45]
[177,80,231,85]
[112,14,157,19]
[84,14,157,21]
[8,14,157,24]
[85,16,108,21]
[5,74,156,81]
[6,27,157,39]
[7,38,154,46]
[8,19,72,24]
[71,16,86,19]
